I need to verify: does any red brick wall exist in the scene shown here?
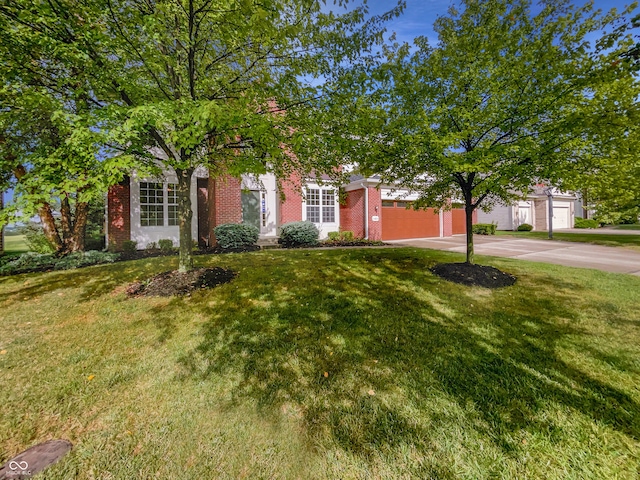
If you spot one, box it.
[340,189,365,238]
[280,174,303,224]
[213,175,242,225]
[107,176,131,250]
[367,186,382,241]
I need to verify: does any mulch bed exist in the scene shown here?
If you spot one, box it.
[117,245,260,262]
[431,262,516,288]
[126,267,237,297]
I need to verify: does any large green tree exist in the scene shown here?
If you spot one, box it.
[1,0,402,271]
[317,0,638,263]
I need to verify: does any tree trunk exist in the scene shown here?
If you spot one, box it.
[38,202,64,253]
[176,168,194,272]
[60,195,73,251]
[69,201,89,252]
[465,200,475,264]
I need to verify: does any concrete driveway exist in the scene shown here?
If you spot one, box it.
[387,235,640,276]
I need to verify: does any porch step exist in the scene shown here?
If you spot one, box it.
[258,237,280,248]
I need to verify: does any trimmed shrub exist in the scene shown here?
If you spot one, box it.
[517,223,534,231]
[158,239,174,252]
[122,240,137,252]
[472,223,497,235]
[279,221,319,248]
[328,231,340,241]
[53,251,120,270]
[574,218,599,229]
[213,223,260,250]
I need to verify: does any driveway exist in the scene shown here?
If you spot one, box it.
[387,235,640,276]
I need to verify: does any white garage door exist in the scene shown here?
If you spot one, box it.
[552,205,570,229]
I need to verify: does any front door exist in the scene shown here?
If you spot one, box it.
[242,190,261,230]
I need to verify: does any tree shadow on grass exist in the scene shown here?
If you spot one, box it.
[172,250,640,466]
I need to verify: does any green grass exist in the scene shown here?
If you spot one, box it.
[1,248,640,479]
[496,230,640,249]
[612,224,640,231]
[2,234,30,255]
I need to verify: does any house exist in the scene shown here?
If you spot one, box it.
[477,186,577,231]
[106,168,473,249]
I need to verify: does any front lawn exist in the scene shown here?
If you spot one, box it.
[496,230,640,249]
[1,249,639,479]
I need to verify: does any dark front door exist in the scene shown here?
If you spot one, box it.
[197,178,209,247]
[242,190,261,230]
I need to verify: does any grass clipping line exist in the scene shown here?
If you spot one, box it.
[431,262,517,288]
[126,267,237,297]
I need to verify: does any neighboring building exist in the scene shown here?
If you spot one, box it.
[477,186,577,231]
[106,168,473,249]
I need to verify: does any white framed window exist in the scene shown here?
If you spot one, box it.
[305,186,337,225]
[140,181,179,227]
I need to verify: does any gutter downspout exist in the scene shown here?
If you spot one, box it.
[361,182,369,240]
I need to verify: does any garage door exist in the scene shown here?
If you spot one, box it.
[552,205,570,229]
[452,208,466,234]
[382,201,440,240]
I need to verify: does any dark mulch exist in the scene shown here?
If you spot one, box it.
[431,262,516,288]
[117,245,260,262]
[318,240,388,247]
[126,267,236,297]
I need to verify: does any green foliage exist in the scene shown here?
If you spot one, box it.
[122,241,137,253]
[146,242,158,251]
[0,250,119,275]
[328,231,340,241]
[158,239,174,253]
[473,223,497,235]
[517,223,534,232]
[21,224,55,254]
[341,231,355,241]
[574,218,599,229]
[279,221,319,248]
[321,0,637,264]
[213,224,260,250]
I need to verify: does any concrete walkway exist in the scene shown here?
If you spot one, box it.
[387,235,640,276]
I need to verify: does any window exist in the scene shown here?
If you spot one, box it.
[306,187,336,224]
[382,200,395,207]
[306,188,320,223]
[167,183,178,226]
[140,182,164,226]
[396,201,411,209]
[322,190,335,223]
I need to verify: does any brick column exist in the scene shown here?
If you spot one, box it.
[339,189,365,238]
[367,186,382,240]
[207,174,242,245]
[107,176,131,251]
[279,174,303,224]
[442,209,453,237]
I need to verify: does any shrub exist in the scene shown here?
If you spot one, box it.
[472,223,497,235]
[122,240,137,252]
[146,242,158,250]
[328,231,340,241]
[279,221,319,248]
[158,239,174,252]
[341,230,355,241]
[53,251,119,270]
[517,223,533,231]
[574,218,599,229]
[0,251,119,275]
[213,223,260,250]
[21,224,55,254]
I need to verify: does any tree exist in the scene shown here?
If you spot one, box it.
[0,86,129,254]
[318,0,638,263]
[0,0,402,271]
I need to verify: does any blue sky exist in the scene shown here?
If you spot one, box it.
[359,0,639,47]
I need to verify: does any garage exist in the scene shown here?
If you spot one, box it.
[452,208,466,234]
[382,200,441,240]
[552,202,571,229]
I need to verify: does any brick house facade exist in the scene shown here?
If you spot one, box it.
[106,169,471,250]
